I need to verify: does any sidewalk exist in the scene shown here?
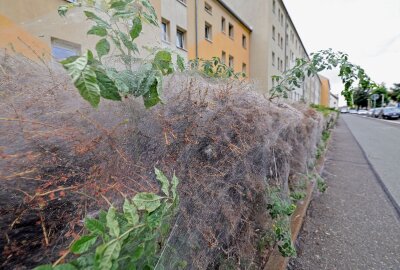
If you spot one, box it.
[288,118,400,270]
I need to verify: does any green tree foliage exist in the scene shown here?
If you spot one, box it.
[34,169,180,270]
[189,57,246,79]
[269,49,376,106]
[353,88,370,109]
[389,83,400,102]
[371,84,390,107]
[58,0,185,108]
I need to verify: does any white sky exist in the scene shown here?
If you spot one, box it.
[283,0,400,106]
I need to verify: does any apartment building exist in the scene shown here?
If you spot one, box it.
[319,75,331,107]
[185,0,251,75]
[224,0,322,104]
[1,0,325,104]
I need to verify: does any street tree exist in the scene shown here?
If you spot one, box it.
[389,83,400,102]
[371,83,390,107]
[353,88,370,109]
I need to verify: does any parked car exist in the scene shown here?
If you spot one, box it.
[340,108,349,114]
[367,109,375,117]
[381,107,400,120]
[372,108,383,118]
[357,109,368,115]
[349,109,358,114]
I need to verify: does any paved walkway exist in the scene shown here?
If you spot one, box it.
[288,117,400,270]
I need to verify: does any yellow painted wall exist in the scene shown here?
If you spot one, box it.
[187,0,251,76]
[0,14,50,60]
[319,75,330,107]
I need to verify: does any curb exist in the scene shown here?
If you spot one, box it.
[264,119,335,270]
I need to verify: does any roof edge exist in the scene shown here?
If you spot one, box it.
[216,0,253,32]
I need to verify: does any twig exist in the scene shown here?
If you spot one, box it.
[53,250,71,267]
[0,117,60,129]
[39,212,50,246]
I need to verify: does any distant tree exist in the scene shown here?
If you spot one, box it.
[371,84,390,107]
[389,83,400,102]
[353,88,370,109]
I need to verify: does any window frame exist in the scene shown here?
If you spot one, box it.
[228,23,234,39]
[221,17,226,33]
[161,19,170,42]
[229,55,234,69]
[51,37,81,61]
[176,28,186,49]
[242,34,247,49]
[205,22,213,41]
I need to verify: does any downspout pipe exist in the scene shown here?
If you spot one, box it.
[195,0,199,58]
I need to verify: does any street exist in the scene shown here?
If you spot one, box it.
[342,114,400,212]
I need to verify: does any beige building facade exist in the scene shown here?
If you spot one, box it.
[224,0,322,103]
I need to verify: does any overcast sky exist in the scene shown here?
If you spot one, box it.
[283,0,400,105]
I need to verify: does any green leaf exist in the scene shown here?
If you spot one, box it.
[153,50,173,75]
[33,265,53,270]
[96,38,110,59]
[131,244,144,262]
[95,70,121,101]
[54,264,78,270]
[123,199,139,225]
[155,168,170,196]
[85,218,106,235]
[63,53,101,108]
[58,5,73,17]
[119,32,138,52]
[84,11,110,28]
[143,80,162,108]
[63,54,88,82]
[75,65,101,108]
[132,192,162,213]
[171,173,179,201]
[177,54,185,72]
[71,235,98,254]
[110,1,127,10]
[99,241,121,270]
[87,26,107,37]
[130,17,142,40]
[106,207,120,237]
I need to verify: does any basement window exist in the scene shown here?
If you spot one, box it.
[51,37,81,61]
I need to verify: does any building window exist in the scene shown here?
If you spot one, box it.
[51,37,81,61]
[280,36,283,49]
[285,55,288,70]
[272,51,275,66]
[277,57,280,70]
[272,25,275,40]
[221,17,226,32]
[278,33,281,47]
[205,22,212,40]
[221,51,226,64]
[177,0,186,4]
[273,0,276,13]
[228,23,234,39]
[161,19,170,42]
[176,28,186,49]
[205,2,212,14]
[242,63,247,74]
[229,55,234,69]
[280,59,283,71]
[281,14,284,26]
[242,35,247,49]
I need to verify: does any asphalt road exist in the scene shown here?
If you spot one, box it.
[342,114,400,212]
